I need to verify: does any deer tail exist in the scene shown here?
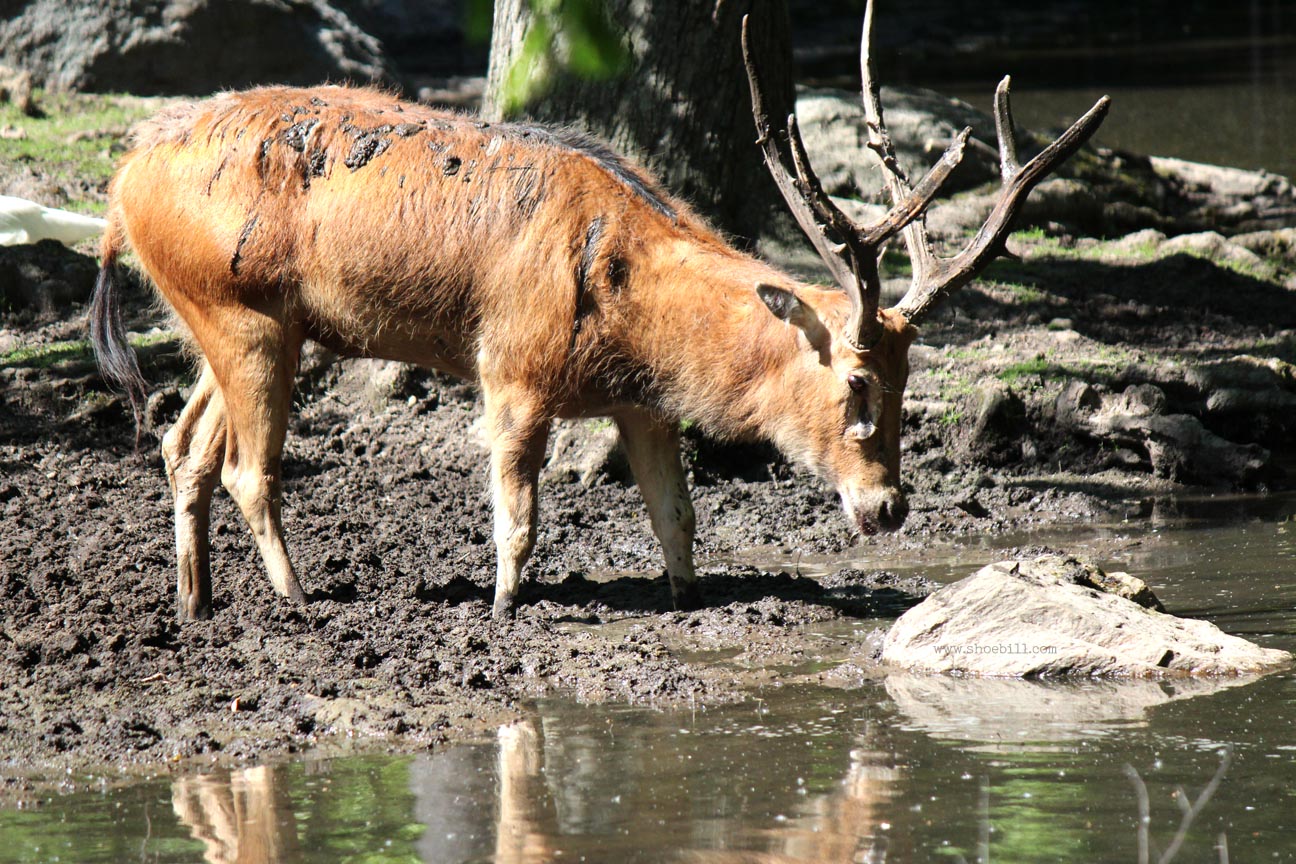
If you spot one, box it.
[89,213,148,442]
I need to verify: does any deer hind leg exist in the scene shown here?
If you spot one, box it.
[162,362,226,621]
[482,384,551,620]
[615,410,699,611]
[199,306,307,605]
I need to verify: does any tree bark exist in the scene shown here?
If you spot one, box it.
[483,0,797,248]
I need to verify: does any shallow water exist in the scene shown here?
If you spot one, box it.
[3,498,1294,863]
[948,75,1296,182]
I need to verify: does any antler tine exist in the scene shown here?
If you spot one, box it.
[785,114,851,253]
[741,15,879,349]
[859,0,940,289]
[859,127,971,249]
[745,14,974,351]
[993,76,1021,180]
[892,90,1111,325]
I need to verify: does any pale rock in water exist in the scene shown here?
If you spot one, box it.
[881,555,1291,677]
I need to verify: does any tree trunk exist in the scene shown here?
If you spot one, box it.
[483,0,797,248]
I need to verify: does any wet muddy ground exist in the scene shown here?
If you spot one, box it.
[2,215,1294,785]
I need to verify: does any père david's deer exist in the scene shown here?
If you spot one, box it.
[91,1,1108,621]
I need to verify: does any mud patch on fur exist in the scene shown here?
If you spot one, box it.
[230,214,259,274]
[282,117,320,153]
[204,154,229,196]
[512,167,543,219]
[341,122,395,171]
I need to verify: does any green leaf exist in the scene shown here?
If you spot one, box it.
[498,0,630,114]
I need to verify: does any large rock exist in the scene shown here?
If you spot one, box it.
[880,555,1291,677]
[795,86,1000,204]
[0,0,394,95]
[334,0,478,80]
[1070,383,1271,487]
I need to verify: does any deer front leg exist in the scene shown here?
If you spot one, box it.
[615,410,699,611]
[484,387,551,620]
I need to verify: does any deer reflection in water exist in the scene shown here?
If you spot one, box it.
[171,766,300,864]
[168,716,906,864]
[491,714,905,864]
[494,719,562,864]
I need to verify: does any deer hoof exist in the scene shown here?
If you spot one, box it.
[672,581,703,613]
[492,594,518,621]
[177,598,213,622]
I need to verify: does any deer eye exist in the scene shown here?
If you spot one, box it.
[847,374,868,394]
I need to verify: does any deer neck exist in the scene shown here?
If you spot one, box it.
[627,245,810,442]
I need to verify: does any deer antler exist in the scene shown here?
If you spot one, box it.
[741,15,969,351]
[856,0,1111,325]
[744,1,1110,337]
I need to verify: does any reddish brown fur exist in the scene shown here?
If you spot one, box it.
[100,85,914,620]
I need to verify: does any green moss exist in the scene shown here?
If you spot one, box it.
[0,339,91,368]
[994,280,1047,304]
[0,331,178,369]
[944,343,992,363]
[996,357,1050,383]
[1109,238,1162,262]
[1013,226,1049,242]
[0,91,161,212]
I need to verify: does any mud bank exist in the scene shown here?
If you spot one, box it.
[0,351,942,781]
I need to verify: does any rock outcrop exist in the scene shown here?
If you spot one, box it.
[880,555,1291,677]
[0,0,394,95]
[1062,381,1271,487]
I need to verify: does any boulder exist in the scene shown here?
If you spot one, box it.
[1160,231,1268,272]
[880,555,1291,677]
[0,0,394,96]
[1057,379,1274,487]
[333,0,478,80]
[544,420,630,487]
[795,86,1000,205]
[1081,397,1269,487]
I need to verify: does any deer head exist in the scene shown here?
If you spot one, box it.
[742,1,1109,535]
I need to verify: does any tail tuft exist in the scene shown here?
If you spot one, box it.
[89,245,148,443]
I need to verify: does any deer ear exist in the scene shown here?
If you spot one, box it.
[756,283,806,326]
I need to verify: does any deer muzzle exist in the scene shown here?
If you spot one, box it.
[841,486,909,536]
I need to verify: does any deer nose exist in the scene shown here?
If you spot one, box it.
[876,492,909,532]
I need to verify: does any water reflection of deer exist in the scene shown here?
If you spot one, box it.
[494,719,562,864]
[488,713,903,864]
[171,766,300,864]
[684,734,904,864]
